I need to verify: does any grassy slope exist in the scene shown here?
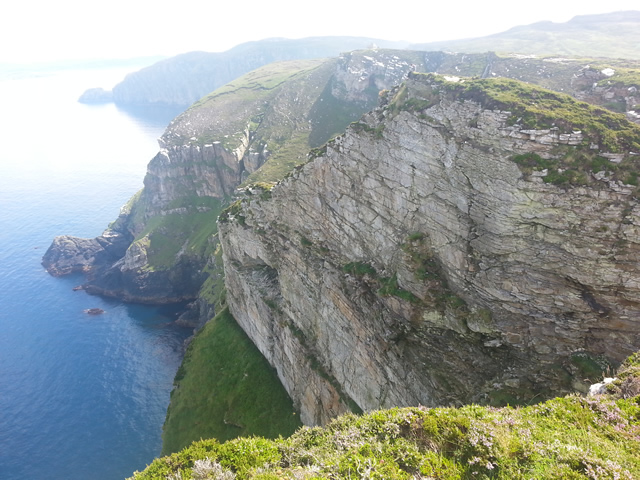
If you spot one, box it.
[132,355,640,480]
[162,307,302,456]
[168,59,330,149]
[142,198,225,271]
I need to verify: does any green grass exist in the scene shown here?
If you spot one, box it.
[307,79,377,149]
[162,307,302,456]
[243,131,312,185]
[132,351,640,479]
[132,196,225,270]
[167,59,327,149]
[593,66,640,88]
[342,261,377,277]
[378,274,420,304]
[196,60,327,103]
[404,73,640,153]
[197,243,227,310]
[455,76,640,153]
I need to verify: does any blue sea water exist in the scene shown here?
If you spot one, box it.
[0,66,191,479]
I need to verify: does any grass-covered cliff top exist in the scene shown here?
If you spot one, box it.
[402,72,640,154]
[131,353,640,480]
[590,65,640,90]
[162,59,331,149]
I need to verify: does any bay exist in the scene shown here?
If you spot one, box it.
[0,65,189,480]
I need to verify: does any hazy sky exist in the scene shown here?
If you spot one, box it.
[2,0,639,63]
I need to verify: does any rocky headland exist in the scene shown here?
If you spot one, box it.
[43,47,640,458]
[44,50,441,310]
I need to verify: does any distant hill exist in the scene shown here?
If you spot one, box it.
[82,13,640,109]
[102,37,408,108]
[411,11,640,59]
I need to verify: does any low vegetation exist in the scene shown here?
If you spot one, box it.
[408,73,640,154]
[131,352,640,480]
[162,307,301,456]
[511,150,639,187]
[139,197,225,271]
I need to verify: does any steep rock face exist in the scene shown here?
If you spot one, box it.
[219,73,640,425]
[144,142,244,208]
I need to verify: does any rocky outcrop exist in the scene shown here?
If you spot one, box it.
[410,52,640,125]
[143,143,244,208]
[42,229,131,276]
[77,87,113,104]
[219,73,640,425]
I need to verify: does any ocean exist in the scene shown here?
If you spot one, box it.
[0,65,191,479]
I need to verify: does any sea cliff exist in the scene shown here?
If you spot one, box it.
[43,51,640,309]
[43,50,437,310]
[218,72,640,424]
[43,49,640,443]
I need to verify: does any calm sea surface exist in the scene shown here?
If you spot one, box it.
[0,65,190,479]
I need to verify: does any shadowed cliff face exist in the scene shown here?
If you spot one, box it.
[219,73,640,425]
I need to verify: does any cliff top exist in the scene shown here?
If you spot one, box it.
[395,72,640,153]
[130,353,640,479]
[364,72,640,189]
[162,58,330,149]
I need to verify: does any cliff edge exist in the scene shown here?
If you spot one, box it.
[130,351,640,479]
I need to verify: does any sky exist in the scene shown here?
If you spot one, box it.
[1,0,639,64]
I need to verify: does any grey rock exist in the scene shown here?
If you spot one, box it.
[220,74,640,424]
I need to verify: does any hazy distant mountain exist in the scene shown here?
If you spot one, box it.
[410,11,640,59]
[82,12,640,108]
[104,37,408,108]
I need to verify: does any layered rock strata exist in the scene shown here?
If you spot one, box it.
[219,73,640,425]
